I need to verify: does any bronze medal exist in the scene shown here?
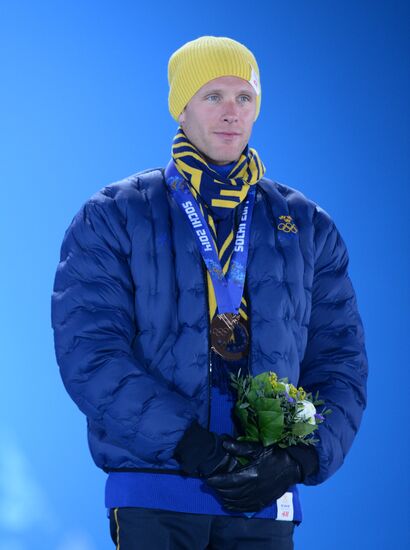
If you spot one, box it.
[210,313,249,361]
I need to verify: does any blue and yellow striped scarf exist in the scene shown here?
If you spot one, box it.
[171,127,266,321]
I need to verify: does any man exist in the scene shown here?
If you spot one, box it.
[51,36,368,549]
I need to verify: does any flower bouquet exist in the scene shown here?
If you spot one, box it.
[230,371,331,450]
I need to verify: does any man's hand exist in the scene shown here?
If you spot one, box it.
[174,421,238,477]
[205,440,318,512]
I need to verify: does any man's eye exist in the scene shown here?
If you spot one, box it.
[239,95,251,102]
[207,95,220,102]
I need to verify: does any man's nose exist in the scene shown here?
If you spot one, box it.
[222,100,239,122]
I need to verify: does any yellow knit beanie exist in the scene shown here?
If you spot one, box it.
[168,36,261,122]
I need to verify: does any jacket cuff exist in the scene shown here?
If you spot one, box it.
[174,421,217,474]
[286,444,319,481]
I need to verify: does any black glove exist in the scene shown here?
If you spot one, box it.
[174,421,238,477]
[206,440,319,512]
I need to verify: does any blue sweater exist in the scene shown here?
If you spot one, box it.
[105,352,301,520]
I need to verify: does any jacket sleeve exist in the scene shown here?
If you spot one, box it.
[51,198,197,464]
[299,207,368,485]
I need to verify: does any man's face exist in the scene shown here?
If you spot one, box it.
[178,76,257,165]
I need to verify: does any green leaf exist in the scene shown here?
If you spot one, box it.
[291,423,318,436]
[234,403,249,430]
[258,410,284,446]
[251,372,269,385]
[251,372,272,394]
[245,422,260,440]
[253,397,282,413]
[247,389,259,405]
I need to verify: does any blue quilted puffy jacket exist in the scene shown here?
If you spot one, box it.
[51,168,368,485]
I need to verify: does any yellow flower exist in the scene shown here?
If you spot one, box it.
[269,372,278,388]
[298,387,306,400]
[289,385,298,399]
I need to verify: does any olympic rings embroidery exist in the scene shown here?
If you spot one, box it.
[277,215,298,234]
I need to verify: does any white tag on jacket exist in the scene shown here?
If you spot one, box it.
[276,492,294,521]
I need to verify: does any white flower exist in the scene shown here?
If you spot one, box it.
[276,382,291,394]
[295,400,317,425]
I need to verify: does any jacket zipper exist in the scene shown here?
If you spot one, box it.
[201,261,212,430]
[207,349,213,430]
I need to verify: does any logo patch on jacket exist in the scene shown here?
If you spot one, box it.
[277,215,298,234]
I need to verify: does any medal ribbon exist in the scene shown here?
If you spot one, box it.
[165,160,256,315]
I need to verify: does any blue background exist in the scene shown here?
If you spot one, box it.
[1,1,409,548]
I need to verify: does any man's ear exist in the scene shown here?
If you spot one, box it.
[178,108,186,125]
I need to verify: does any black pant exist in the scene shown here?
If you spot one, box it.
[109,507,294,550]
